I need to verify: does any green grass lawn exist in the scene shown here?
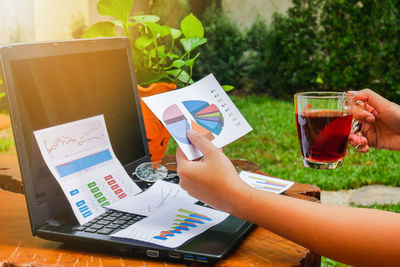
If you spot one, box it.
[167,94,400,191]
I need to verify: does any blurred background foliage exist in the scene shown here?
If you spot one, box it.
[0,0,399,101]
[194,0,400,101]
[192,3,246,89]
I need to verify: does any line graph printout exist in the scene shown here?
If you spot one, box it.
[108,180,198,216]
[34,115,142,225]
[142,74,253,160]
[42,117,106,163]
[112,201,229,248]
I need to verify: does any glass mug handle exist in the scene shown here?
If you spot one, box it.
[350,100,366,148]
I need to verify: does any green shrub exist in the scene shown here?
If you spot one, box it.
[261,0,400,101]
[319,0,400,100]
[193,4,247,89]
[241,16,269,93]
[263,0,322,98]
[192,0,400,99]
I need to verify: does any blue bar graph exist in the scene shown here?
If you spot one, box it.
[153,209,212,240]
[153,236,167,240]
[56,149,112,177]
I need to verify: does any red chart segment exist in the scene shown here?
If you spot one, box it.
[162,104,190,144]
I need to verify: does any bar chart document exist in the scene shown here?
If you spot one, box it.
[34,115,142,225]
[142,74,253,160]
[239,171,294,194]
[112,201,229,248]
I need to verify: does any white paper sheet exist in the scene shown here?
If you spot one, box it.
[239,171,294,194]
[33,115,142,225]
[112,201,229,248]
[142,74,252,160]
[108,180,197,216]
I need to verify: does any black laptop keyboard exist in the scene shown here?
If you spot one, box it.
[73,173,181,236]
[73,210,145,235]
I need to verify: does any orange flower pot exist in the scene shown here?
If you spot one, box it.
[138,83,177,162]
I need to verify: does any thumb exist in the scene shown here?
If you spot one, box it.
[187,129,217,157]
[176,146,189,168]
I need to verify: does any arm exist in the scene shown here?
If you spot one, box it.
[177,130,400,266]
[239,186,400,266]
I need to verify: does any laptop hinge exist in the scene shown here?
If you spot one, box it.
[45,218,63,227]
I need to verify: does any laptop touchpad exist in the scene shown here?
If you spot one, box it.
[211,216,246,233]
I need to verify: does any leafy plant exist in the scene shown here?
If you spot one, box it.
[146,0,190,29]
[83,0,207,88]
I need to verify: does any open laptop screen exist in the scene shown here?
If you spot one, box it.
[1,38,150,230]
[10,46,146,167]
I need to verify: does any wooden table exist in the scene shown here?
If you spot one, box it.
[0,154,321,266]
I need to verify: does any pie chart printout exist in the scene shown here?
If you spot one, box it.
[183,100,224,135]
[162,104,190,144]
[142,74,253,160]
[162,101,225,145]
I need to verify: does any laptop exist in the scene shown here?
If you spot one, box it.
[0,37,254,264]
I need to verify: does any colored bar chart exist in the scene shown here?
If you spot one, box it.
[250,176,288,191]
[153,208,212,240]
[56,149,112,177]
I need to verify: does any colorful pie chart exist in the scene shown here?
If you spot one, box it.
[183,100,224,135]
[162,104,190,144]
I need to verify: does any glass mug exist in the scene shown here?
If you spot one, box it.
[294,92,362,170]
